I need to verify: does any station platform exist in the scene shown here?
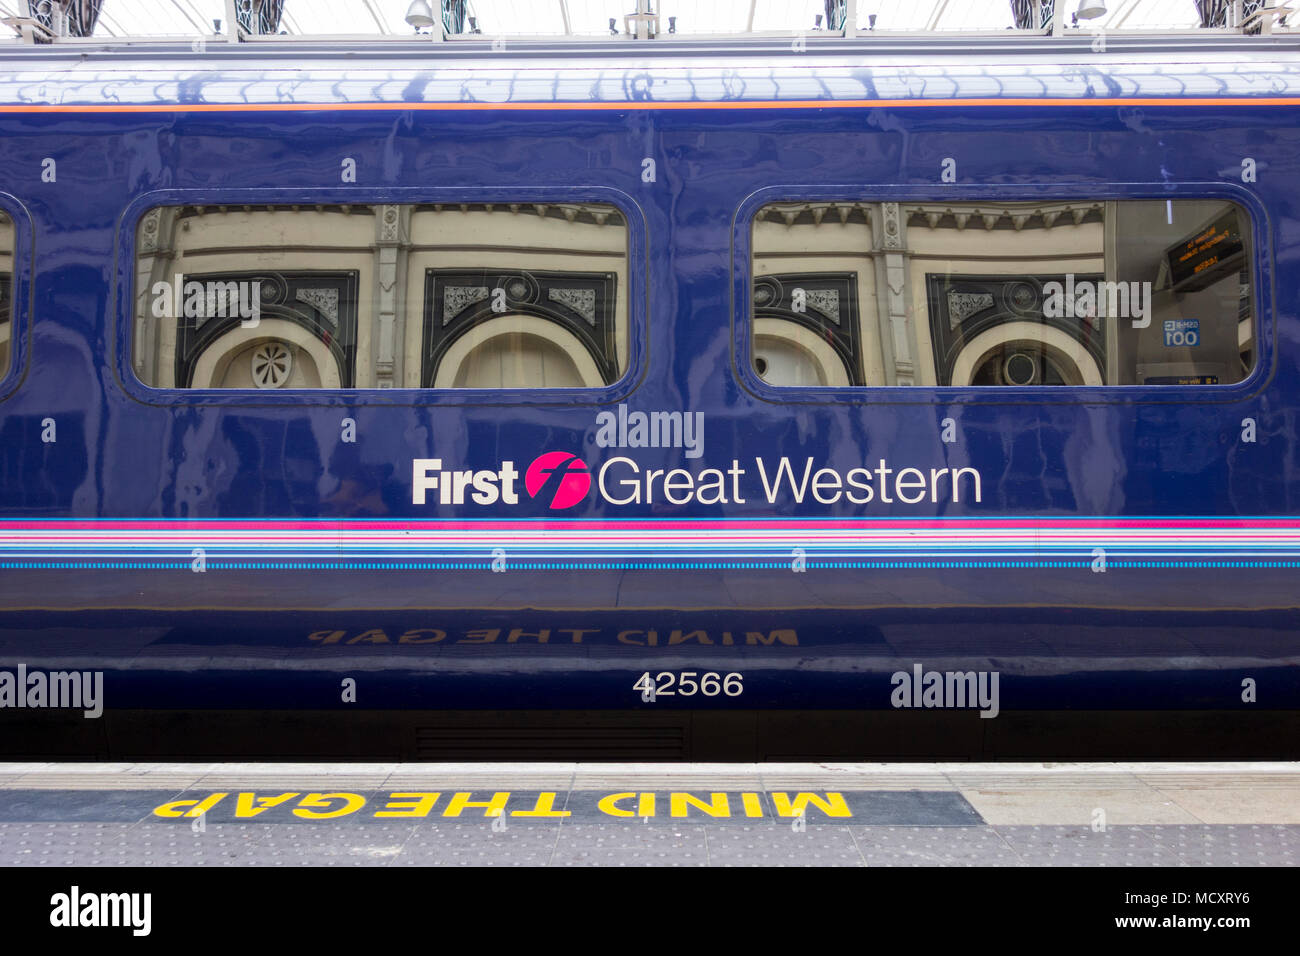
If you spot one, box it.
[1,761,1297,866]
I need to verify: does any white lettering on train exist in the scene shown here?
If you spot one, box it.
[754,457,982,505]
[413,455,982,508]
[412,458,521,505]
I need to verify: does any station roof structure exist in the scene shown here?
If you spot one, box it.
[0,1,1288,44]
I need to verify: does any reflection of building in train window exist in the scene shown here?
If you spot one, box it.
[132,202,629,390]
[422,266,619,389]
[751,199,1254,388]
[752,271,862,387]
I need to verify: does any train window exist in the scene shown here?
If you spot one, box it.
[132,202,628,390]
[0,210,12,381]
[750,199,1254,387]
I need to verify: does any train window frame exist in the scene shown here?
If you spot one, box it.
[114,187,647,407]
[734,183,1273,405]
[0,192,32,404]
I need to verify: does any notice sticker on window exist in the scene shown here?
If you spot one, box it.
[1163,318,1200,347]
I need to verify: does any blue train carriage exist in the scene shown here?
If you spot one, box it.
[0,37,1297,758]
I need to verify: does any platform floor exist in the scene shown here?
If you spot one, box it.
[1,762,1297,866]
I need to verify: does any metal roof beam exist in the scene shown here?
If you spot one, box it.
[167,0,212,36]
[362,0,390,34]
[926,0,952,32]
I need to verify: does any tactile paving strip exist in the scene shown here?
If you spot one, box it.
[2,818,1299,866]
[2,763,1298,866]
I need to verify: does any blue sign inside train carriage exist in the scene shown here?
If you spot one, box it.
[1163,319,1201,347]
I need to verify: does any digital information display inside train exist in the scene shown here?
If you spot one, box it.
[1166,208,1245,292]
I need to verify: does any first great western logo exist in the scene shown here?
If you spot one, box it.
[413,454,592,510]
[412,407,982,511]
[412,454,981,510]
[412,451,592,510]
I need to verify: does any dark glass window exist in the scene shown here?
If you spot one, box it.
[752,199,1253,387]
[133,202,628,390]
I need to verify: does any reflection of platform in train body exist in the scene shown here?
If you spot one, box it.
[0,762,1295,866]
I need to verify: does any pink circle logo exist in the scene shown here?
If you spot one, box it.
[524,452,591,510]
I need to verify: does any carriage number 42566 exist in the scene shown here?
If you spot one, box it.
[634,672,743,700]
